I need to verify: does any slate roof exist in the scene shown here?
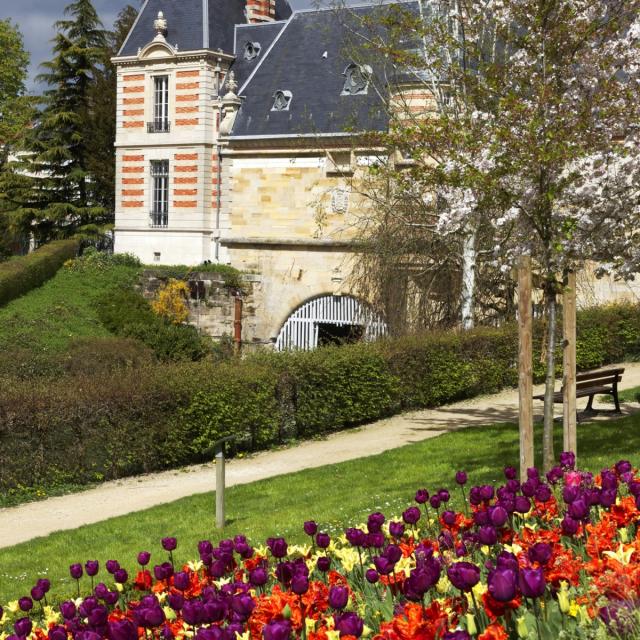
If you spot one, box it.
[119,0,292,57]
[228,2,420,139]
[232,22,287,88]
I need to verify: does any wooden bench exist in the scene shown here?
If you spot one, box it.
[533,367,624,415]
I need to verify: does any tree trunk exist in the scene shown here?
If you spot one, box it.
[542,283,557,472]
[460,228,477,330]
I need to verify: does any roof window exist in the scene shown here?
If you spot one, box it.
[272,90,292,111]
[243,41,261,61]
[342,63,371,96]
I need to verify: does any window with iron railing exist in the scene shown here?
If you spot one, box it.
[150,160,169,227]
[149,75,170,133]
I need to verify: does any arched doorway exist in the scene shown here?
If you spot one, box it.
[275,294,387,351]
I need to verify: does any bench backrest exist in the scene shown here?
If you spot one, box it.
[575,367,624,388]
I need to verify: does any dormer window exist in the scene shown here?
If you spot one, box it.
[272,90,292,111]
[342,63,371,95]
[244,41,261,61]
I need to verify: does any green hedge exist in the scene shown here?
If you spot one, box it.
[1,302,640,494]
[0,239,80,306]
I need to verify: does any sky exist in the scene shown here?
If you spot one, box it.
[2,0,313,92]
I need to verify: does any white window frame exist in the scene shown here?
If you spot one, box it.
[151,75,170,132]
[150,160,169,227]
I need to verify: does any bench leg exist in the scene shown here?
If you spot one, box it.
[585,394,595,413]
[613,390,622,414]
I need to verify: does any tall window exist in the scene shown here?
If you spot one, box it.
[150,75,169,133]
[150,160,169,227]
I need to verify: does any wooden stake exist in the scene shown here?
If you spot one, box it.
[518,256,534,482]
[563,271,577,460]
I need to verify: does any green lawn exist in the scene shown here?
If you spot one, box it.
[600,385,640,405]
[0,261,140,355]
[1,413,638,604]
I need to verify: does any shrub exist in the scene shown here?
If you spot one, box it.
[95,287,207,362]
[151,279,190,324]
[0,239,80,306]
[2,302,640,494]
[145,263,243,289]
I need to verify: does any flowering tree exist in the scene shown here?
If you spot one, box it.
[343,0,640,470]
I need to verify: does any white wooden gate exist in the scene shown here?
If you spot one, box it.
[275,294,387,351]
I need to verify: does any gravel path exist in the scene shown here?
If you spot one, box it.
[2,361,640,549]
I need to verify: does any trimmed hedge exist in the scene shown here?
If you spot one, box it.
[0,239,80,306]
[1,302,640,494]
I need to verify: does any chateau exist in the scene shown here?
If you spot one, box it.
[113,0,393,349]
[112,0,640,349]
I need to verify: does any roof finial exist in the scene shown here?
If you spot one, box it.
[154,11,168,37]
[225,71,238,97]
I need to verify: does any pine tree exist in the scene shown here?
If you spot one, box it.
[86,5,138,222]
[20,0,108,243]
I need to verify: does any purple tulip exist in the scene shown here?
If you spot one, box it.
[487,568,517,602]
[334,612,364,638]
[447,562,480,592]
[30,586,45,602]
[415,489,429,504]
[18,598,32,612]
[528,543,552,566]
[114,569,128,584]
[231,594,255,619]
[137,551,151,566]
[85,560,99,577]
[316,533,330,549]
[268,537,288,558]
[444,632,471,640]
[161,537,177,552]
[316,556,331,572]
[108,620,138,640]
[14,618,32,638]
[345,528,366,547]
[615,460,632,475]
[70,563,83,580]
[561,516,579,536]
[198,540,213,556]
[291,574,309,595]
[442,510,456,526]
[249,566,268,587]
[535,485,552,502]
[60,601,76,619]
[263,620,291,640]
[546,466,563,484]
[490,506,508,527]
[521,480,536,497]
[600,489,617,508]
[303,521,318,536]
[389,521,405,538]
[429,495,441,509]
[504,466,517,480]
[367,512,385,532]
[478,526,498,546]
[366,532,385,548]
[173,571,190,591]
[48,626,67,640]
[455,471,467,485]
[373,556,395,575]
[37,578,50,593]
[105,560,120,575]
[568,499,589,520]
[167,592,184,612]
[438,489,450,503]
[402,506,421,525]
[479,485,494,502]
[518,567,546,598]
[559,451,576,470]
[182,600,204,626]
[328,585,349,609]
[514,496,531,514]
[366,569,379,583]
[496,551,519,573]
[88,605,109,627]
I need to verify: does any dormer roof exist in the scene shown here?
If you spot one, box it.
[118,0,292,57]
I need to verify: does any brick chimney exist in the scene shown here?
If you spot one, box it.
[246,0,275,23]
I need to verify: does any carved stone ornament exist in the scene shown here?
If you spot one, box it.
[220,71,242,135]
[224,71,239,98]
[154,11,168,37]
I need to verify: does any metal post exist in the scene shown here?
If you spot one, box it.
[215,445,225,529]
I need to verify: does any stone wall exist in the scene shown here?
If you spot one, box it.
[140,270,264,347]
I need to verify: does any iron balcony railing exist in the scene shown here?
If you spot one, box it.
[149,211,168,227]
[147,120,171,133]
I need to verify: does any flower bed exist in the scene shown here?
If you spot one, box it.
[2,455,639,640]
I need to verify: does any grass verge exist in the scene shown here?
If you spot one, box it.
[1,413,638,604]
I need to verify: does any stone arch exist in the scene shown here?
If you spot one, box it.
[274,293,387,351]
